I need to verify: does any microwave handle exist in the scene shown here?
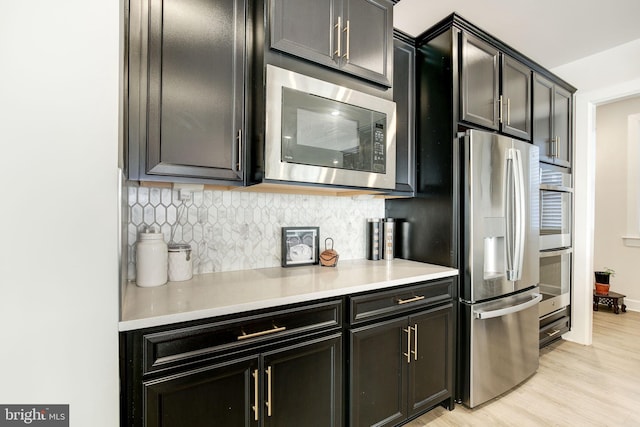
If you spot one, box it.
[236,128,242,172]
[539,247,573,258]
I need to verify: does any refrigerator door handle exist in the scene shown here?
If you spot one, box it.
[505,148,525,281]
[474,293,542,320]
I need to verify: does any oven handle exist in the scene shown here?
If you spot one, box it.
[474,294,542,320]
[539,247,573,258]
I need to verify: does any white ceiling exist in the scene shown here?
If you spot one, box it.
[394,0,640,70]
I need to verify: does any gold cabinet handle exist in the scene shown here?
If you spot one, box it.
[397,295,425,305]
[266,366,273,417]
[507,98,511,126]
[237,325,286,341]
[412,324,418,360]
[403,327,411,363]
[251,369,259,421]
[334,16,342,57]
[499,95,504,124]
[343,19,350,60]
[546,329,560,337]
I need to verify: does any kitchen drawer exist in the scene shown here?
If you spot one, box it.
[141,299,342,374]
[539,307,570,348]
[350,278,453,324]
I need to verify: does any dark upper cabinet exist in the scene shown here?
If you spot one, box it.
[460,32,532,140]
[533,73,572,167]
[269,0,393,86]
[460,33,500,130]
[501,55,532,140]
[392,34,416,195]
[127,0,246,184]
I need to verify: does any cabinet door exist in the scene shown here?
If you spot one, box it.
[553,85,572,168]
[269,0,338,70]
[137,0,245,182]
[501,55,531,140]
[533,73,554,163]
[342,0,393,86]
[262,334,342,427]
[144,356,259,427]
[350,317,407,427]
[460,33,500,130]
[407,304,453,416]
[392,37,416,194]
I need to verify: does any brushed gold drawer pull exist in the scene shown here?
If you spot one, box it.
[546,329,561,337]
[237,325,286,341]
[397,295,425,305]
[251,369,259,421]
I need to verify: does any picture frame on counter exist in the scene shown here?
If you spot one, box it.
[281,226,319,267]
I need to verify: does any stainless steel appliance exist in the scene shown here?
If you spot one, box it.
[264,65,397,189]
[539,247,572,317]
[540,166,572,250]
[459,130,541,408]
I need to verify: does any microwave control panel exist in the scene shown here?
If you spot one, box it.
[373,125,385,173]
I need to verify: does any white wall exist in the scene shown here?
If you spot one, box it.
[594,97,640,309]
[0,1,120,425]
[552,38,640,345]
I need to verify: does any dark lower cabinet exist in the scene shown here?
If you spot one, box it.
[122,300,343,427]
[350,317,408,427]
[350,302,453,427]
[143,335,341,427]
[144,357,258,427]
[263,336,342,427]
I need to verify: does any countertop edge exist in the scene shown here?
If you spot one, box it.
[119,262,458,332]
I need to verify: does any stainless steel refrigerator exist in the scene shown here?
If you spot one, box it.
[458,129,541,408]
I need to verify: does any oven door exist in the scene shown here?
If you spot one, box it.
[540,188,572,250]
[539,248,572,317]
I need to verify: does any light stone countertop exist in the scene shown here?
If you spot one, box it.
[119,258,458,331]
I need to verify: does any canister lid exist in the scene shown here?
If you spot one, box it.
[139,231,164,240]
[168,243,192,252]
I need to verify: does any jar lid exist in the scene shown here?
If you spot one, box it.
[139,231,164,240]
[168,243,192,252]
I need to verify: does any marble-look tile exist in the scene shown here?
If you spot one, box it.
[125,185,385,280]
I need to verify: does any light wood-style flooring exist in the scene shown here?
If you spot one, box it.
[408,310,640,427]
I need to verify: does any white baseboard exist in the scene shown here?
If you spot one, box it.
[622,298,640,312]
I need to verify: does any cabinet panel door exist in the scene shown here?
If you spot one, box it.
[461,33,499,130]
[270,0,338,69]
[350,317,407,427]
[144,356,258,427]
[342,0,393,86]
[407,304,453,416]
[144,0,244,181]
[262,334,342,427]
[501,55,531,140]
[553,85,572,168]
[533,73,554,163]
[392,37,416,194]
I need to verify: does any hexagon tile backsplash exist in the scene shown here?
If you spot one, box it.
[126,185,385,280]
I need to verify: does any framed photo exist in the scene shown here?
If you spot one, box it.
[281,226,319,267]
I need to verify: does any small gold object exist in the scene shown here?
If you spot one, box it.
[320,238,339,267]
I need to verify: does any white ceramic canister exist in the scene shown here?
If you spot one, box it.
[168,243,193,282]
[136,228,168,287]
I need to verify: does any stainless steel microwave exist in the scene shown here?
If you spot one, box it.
[264,65,397,189]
